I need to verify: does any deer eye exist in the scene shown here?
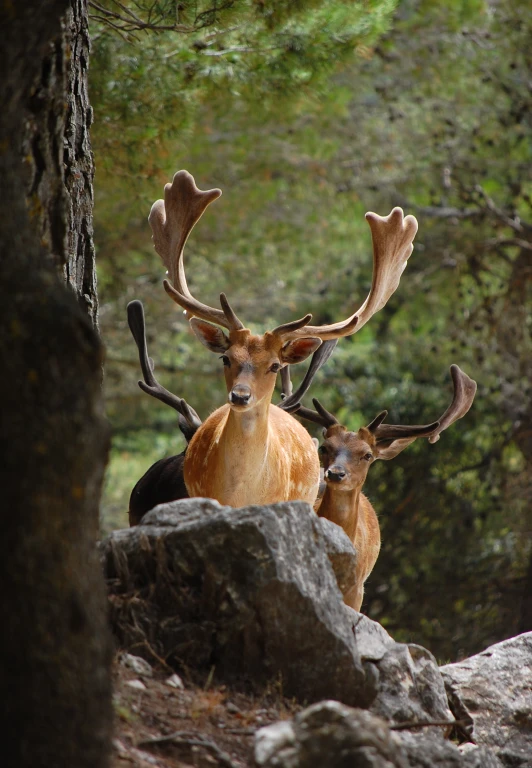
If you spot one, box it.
[219,355,230,367]
[269,362,282,374]
[364,452,373,461]
[318,445,327,456]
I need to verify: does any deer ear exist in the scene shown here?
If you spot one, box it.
[280,337,322,365]
[374,436,417,461]
[190,318,231,353]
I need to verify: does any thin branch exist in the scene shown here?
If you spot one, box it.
[410,204,480,220]
[485,236,532,252]
[474,185,531,234]
[202,45,282,56]
[89,0,196,33]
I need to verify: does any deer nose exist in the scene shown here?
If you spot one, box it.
[229,385,252,406]
[325,466,346,483]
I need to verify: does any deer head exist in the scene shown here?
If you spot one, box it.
[297,365,477,492]
[148,170,418,412]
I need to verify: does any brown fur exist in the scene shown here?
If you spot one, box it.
[315,424,381,611]
[184,328,321,507]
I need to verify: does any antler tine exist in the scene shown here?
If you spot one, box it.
[282,207,418,341]
[150,171,242,331]
[279,339,338,412]
[219,292,245,330]
[366,410,389,433]
[127,300,201,441]
[163,279,232,331]
[428,364,477,444]
[271,314,313,338]
[296,397,340,429]
[293,404,330,427]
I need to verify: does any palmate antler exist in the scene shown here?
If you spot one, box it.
[149,171,418,342]
[297,364,477,453]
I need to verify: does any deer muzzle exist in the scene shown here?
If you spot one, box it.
[325,466,347,483]
[229,384,252,407]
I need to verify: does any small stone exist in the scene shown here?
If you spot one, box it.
[255,721,296,766]
[112,738,128,754]
[130,747,161,765]
[120,653,153,678]
[226,702,241,714]
[126,679,146,691]
[164,673,185,689]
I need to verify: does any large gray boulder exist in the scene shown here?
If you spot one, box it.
[441,633,532,767]
[102,498,465,721]
[101,499,370,706]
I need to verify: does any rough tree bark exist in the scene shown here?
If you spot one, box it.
[0,2,112,766]
[22,0,99,326]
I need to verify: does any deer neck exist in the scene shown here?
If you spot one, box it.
[318,485,363,543]
[224,397,271,442]
[213,399,273,502]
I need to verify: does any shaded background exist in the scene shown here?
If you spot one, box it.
[89,0,532,662]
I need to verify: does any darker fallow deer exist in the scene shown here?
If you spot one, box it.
[127,300,201,526]
[148,170,418,507]
[296,365,477,610]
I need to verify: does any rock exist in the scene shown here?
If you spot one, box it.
[369,643,453,726]
[120,653,153,678]
[256,720,296,767]
[458,742,505,768]
[101,499,370,707]
[345,606,396,662]
[441,632,532,767]
[397,732,504,768]
[126,679,146,691]
[164,673,184,689]
[317,517,357,598]
[255,700,409,768]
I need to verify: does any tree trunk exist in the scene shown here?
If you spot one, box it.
[22,0,99,326]
[0,2,112,766]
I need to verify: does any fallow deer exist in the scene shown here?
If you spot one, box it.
[127,300,200,526]
[296,365,477,610]
[148,170,418,507]
[127,299,337,524]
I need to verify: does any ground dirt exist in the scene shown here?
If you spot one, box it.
[111,654,302,768]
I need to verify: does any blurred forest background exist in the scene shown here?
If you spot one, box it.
[89,0,531,663]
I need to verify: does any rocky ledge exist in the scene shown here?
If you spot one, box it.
[101,499,532,768]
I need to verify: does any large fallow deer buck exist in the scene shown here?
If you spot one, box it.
[295,364,477,610]
[148,170,418,507]
[126,299,336,525]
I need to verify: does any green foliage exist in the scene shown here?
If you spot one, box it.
[92,0,532,660]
